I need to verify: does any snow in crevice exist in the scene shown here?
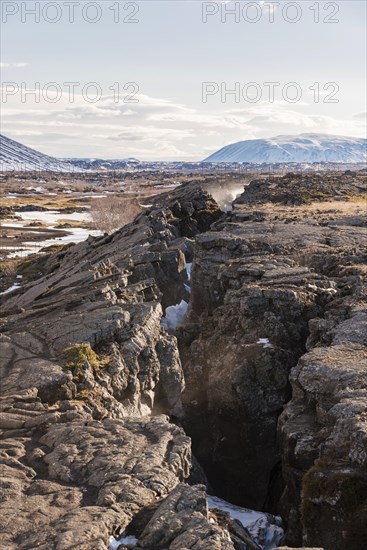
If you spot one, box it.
[108,535,137,549]
[161,262,192,332]
[207,495,284,550]
[161,300,188,332]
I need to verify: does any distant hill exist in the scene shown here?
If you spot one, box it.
[0,134,144,172]
[204,134,367,164]
[0,134,78,172]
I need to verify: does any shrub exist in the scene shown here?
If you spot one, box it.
[90,196,141,233]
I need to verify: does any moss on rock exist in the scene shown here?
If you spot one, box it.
[62,343,100,380]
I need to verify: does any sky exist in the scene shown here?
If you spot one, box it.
[1,0,366,160]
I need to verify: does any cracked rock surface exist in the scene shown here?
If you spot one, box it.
[1,176,366,550]
[0,185,231,549]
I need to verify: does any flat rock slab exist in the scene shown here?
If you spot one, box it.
[0,415,191,549]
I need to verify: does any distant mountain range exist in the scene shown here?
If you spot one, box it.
[1,133,366,172]
[204,134,367,164]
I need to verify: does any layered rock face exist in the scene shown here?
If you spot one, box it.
[179,176,367,548]
[279,299,367,549]
[180,222,334,509]
[0,185,233,549]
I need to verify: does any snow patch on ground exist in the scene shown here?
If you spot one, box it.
[154,182,181,189]
[2,210,102,258]
[18,210,92,226]
[0,283,21,296]
[257,338,274,349]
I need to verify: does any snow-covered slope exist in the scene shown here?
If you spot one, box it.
[204,134,367,164]
[0,134,78,172]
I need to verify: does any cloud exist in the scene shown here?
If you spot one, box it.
[7,130,44,137]
[106,126,193,142]
[1,88,365,160]
[0,62,29,68]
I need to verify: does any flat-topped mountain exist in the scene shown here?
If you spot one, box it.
[204,134,367,164]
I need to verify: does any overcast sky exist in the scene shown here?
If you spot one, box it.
[1,0,366,160]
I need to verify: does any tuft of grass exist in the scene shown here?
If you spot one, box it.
[301,192,330,202]
[0,258,22,276]
[61,343,110,383]
[40,242,75,253]
[62,343,100,380]
[345,194,367,203]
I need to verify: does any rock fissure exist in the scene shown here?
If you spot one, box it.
[176,174,366,550]
[1,176,366,550]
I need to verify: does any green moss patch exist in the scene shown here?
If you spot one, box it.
[62,343,100,379]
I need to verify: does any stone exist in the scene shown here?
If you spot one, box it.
[138,484,235,549]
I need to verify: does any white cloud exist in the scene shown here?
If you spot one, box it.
[1,88,365,160]
[0,62,29,68]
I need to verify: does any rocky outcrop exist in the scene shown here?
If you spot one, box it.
[0,414,191,549]
[233,171,367,206]
[137,484,235,549]
[279,305,367,549]
[1,184,221,420]
[179,178,367,548]
[0,185,227,549]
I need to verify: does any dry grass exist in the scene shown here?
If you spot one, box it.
[0,258,22,276]
[0,194,88,210]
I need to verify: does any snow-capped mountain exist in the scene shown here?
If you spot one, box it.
[0,134,78,172]
[204,134,367,164]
